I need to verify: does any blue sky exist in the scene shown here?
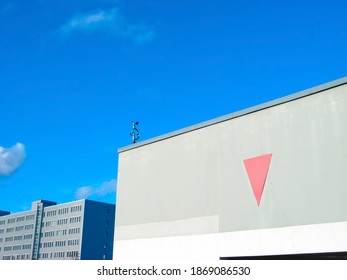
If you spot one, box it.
[1,0,347,213]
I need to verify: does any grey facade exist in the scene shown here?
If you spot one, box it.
[114,77,347,259]
[0,199,115,260]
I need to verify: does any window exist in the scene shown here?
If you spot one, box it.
[7,218,15,224]
[41,253,49,259]
[25,214,35,221]
[45,221,55,227]
[14,235,23,241]
[6,227,14,233]
[54,252,65,258]
[69,216,81,223]
[24,224,34,230]
[71,205,82,212]
[44,231,55,237]
[66,251,79,259]
[43,242,54,248]
[57,218,68,225]
[68,228,80,235]
[4,246,12,251]
[16,216,25,222]
[46,210,57,217]
[56,229,67,236]
[22,244,31,250]
[15,225,24,231]
[13,245,21,250]
[55,240,66,247]
[24,234,33,240]
[58,207,69,215]
[67,239,79,246]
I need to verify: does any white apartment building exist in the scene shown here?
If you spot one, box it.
[0,199,115,260]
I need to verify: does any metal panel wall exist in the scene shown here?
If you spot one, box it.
[115,80,347,245]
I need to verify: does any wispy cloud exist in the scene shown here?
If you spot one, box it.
[58,7,155,43]
[0,143,26,177]
[60,8,120,35]
[75,178,116,200]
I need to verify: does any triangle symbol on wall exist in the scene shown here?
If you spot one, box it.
[243,154,272,206]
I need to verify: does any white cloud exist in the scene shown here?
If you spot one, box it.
[59,7,155,43]
[75,178,116,200]
[75,186,94,199]
[0,143,26,176]
[60,8,120,35]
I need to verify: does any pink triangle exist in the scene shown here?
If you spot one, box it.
[243,154,272,206]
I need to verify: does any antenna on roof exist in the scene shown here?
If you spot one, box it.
[130,121,140,143]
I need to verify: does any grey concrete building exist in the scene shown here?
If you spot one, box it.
[0,199,115,260]
[114,77,347,260]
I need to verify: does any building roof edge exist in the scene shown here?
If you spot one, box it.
[118,76,347,153]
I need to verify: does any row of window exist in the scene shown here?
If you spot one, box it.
[46,207,69,217]
[70,216,81,223]
[69,228,80,235]
[54,252,65,258]
[40,250,79,259]
[55,240,66,247]
[42,242,54,248]
[2,254,31,260]
[1,240,80,254]
[3,217,82,230]
[56,229,67,236]
[68,239,79,246]
[71,205,82,212]
[41,239,79,248]
[58,208,69,215]
[67,251,79,259]
[44,216,81,227]
[43,228,80,238]
[0,224,34,234]
[0,214,35,226]
[57,218,68,225]
[0,205,83,227]
[0,244,32,252]
[44,205,82,218]
[1,236,80,250]
[46,210,57,217]
[2,220,82,235]
[0,234,33,243]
